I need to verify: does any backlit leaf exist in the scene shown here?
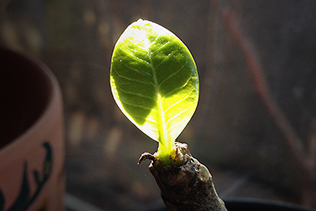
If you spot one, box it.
[110,19,199,157]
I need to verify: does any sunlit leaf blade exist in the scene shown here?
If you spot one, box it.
[110,19,199,154]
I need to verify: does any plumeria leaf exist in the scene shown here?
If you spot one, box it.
[110,19,199,159]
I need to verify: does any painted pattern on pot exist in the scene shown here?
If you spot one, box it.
[0,142,52,211]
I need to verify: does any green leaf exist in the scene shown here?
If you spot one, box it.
[110,19,199,160]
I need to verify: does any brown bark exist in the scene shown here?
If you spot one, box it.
[139,143,227,211]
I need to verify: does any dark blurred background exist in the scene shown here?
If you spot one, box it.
[1,0,316,210]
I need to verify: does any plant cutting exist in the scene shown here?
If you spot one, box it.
[110,19,227,211]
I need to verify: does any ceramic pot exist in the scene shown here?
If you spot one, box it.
[0,47,65,210]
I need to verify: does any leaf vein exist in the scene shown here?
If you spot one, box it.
[120,99,153,110]
[166,105,192,126]
[113,67,155,87]
[158,61,187,88]
[163,87,196,116]
[124,50,151,67]
[116,85,156,101]
[162,75,194,99]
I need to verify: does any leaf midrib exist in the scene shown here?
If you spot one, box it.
[147,37,168,146]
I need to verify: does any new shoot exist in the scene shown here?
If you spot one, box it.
[110,19,199,165]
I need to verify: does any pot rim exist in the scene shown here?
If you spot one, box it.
[0,47,63,155]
